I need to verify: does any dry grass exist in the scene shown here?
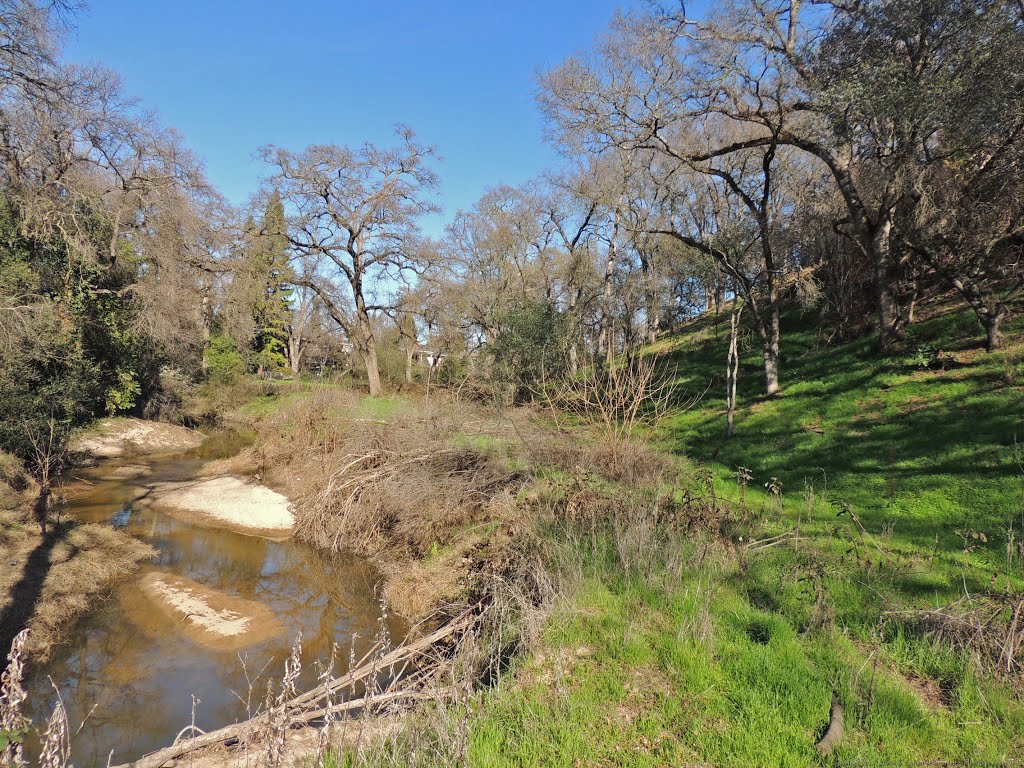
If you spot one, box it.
[886,591,1024,681]
[0,505,154,663]
[207,390,556,621]
[202,384,678,630]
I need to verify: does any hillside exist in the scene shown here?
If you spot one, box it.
[655,300,1024,558]
[320,302,1024,767]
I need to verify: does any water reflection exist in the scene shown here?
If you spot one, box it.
[25,451,405,767]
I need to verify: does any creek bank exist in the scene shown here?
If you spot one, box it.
[2,417,275,664]
[0,506,155,663]
[197,389,528,624]
[71,417,205,459]
[1,444,155,663]
[18,421,400,767]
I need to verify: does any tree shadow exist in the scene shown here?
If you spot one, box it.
[0,520,74,662]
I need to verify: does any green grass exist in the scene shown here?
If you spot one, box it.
[334,525,1024,767]
[463,545,1022,767]
[656,304,1024,560]
[357,395,407,420]
[313,303,1024,766]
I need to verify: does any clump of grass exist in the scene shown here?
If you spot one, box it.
[0,510,154,662]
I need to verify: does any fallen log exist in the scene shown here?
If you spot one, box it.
[289,611,474,709]
[111,611,475,768]
[815,692,844,756]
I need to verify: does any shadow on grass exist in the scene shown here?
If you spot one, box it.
[654,305,1024,550]
[0,520,75,662]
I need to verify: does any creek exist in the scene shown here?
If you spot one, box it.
[23,434,403,767]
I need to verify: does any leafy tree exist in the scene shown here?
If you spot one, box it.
[248,191,292,375]
[491,300,572,404]
[204,335,247,382]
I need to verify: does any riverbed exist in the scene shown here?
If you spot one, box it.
[24,438,404,766]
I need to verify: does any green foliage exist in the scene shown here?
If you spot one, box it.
[0,191,165,470]
[375,327,410,387]
[907,341,940,370]
[491,300,572,404]
[436,353,468,386]
[0,726,29,752]
[244,191,293,374]
[204,335,247,382]
[0,304,100,463]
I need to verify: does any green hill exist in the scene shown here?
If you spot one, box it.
[335,302,1024,767]
[656,301,1024,557]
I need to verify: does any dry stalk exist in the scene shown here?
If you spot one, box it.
[110,612,476,768]
[0,630,30,768]
[885,591,1024,679]
[266,634,302,768]
[38,686,70,768]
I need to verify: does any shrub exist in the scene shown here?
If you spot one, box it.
[205,335,247,382]
[0,306,99,464]
[490,300,572,404]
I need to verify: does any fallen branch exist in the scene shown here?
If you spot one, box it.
[744,530,796,552]
[111,611,475,768]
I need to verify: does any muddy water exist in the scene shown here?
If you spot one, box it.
[24,440,404,767]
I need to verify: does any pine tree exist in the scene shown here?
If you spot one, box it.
[250,191,292,376]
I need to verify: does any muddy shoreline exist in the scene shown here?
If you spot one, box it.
[1,417,297,665]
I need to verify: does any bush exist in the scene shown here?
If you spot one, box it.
[376,327,414,388]
[490,301,572,404]
[205,335,247,382]
[0,305,100,464]
[142,366,193,423]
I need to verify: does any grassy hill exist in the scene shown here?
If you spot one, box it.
[191,302,1024,767]
[656,301,1024,557]
[330,301,1024,767]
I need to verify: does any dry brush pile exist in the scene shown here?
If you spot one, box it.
[212,390,553,621]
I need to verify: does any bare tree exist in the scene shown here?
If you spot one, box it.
[259,127,440,396]
[725,298,745,438]
[25,418,66,537]
[543,168,600,372]
[286,262,319,375]
[439,183,556,350]
[537,1,1004,352]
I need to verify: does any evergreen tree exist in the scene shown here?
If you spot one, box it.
[249,191,293,376]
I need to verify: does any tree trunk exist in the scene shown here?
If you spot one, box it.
[726,302,744,438]
[946,271,1011,353]
[33,482,50,537]
[354,286,382,396]
[871,218,902,352]
[763,297,781,396]
[599,246,615,365]
[567,285,583,376]
[289,338,302,374]
[363,339,382,396]
[200,292,211,374]
[405,347,413,384]
[984,310,1006,352]
[639,251,660,345]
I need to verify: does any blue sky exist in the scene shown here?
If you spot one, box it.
[64,0,660,236]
